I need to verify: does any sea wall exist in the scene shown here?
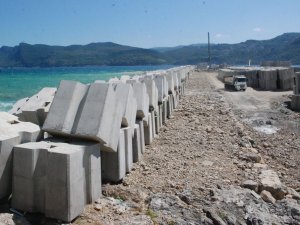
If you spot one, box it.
[1,65,195,222]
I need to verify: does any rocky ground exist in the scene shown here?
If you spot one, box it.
[2,71,300,225]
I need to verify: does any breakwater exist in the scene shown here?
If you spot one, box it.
[0,65,194,222]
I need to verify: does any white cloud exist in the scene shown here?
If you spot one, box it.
[253,27,263,32]
[215,33,223,38]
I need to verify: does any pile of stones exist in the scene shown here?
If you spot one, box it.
[0,65,194,222]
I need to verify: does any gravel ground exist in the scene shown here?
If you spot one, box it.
[1,71,300,225]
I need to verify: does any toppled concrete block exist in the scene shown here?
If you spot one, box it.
[131,83,149,121]
[132,124,142,163]
[12,139,101,222]
[101,129,126,182]
[0,112,41,199]
[43,80,88,135]
[114,83,137,128]
[43,81,123,152]
[10,88,57,126]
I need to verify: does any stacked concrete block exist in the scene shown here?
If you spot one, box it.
[131,82,149,123]
[258,69,277,90]
[144,112,153,145]
[43,81,123,152]
[277,67,295,90]
[0,112,41,199]
[122,127,133,173]
[136,120,145,154]
[10,88,57,126]
[12,139,101,222]
[108,77,121,83]
[113,83,137,128]
[139,77,159,112]
[150,110,157,138]
[132,124,142,163]
[154,75,168,103]
[101,130,126,182]
[166,72,175,94]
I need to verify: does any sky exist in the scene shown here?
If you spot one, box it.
[0,0,300,48]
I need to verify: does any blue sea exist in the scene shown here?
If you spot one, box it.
[0,65,174,111]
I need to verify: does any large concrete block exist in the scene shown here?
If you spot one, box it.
[258,69,277,90]
[122,127,133,173]
[131,83,149,121]
[101,129,126,182]
[12,139,101,222]
[144,113,153,145]
[151,110,157,139]
[42,80,89,135]
[132,124,142,163]
[113,83,137,128]
[137,120,145,154]
[43,81,123,152]
[291,94,300,111]
[0,113,41,199]
[294,72,300,94]
[10,88,57,126]
[139,78,159,112]
[166,72,175,94]
[154,75,168,103]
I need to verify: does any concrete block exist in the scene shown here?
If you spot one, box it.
[10,88,57,126]
[291,94,300,111]
[162,101,167,124]
[43,80,89,135]
[131,83,149,121]
[150,110,156,139]
[43,81,123,152]
[294,72,300,94]
[101,129,126,182]
[144,113,153,145]
[158,104,163,128]
[0,113,41,199]
[114,83,137,128]
[154,111,160,134]
[12,139,101,222]
[139,78,159,112]
[137,120,145,154]
[132,124,142,163]
[166,72,175,94]
[122,127,133,173]
[258,69,277,90]
[108,77,121,83]
[154,75,168,103]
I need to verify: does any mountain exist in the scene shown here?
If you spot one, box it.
[162,33,300,65]
[0,33,300,67]
[0,42,167,67]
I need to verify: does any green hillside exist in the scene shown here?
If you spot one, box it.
[0,33,300,67]
[0,42,167,67]
[162,33,300,65]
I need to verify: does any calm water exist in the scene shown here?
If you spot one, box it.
[0,65,174,111]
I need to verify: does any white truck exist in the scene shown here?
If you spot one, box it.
[224,75,247,91]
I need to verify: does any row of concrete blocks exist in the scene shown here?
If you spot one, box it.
[2,66,192,222]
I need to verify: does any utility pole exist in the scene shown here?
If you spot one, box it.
[208,32,211,69]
